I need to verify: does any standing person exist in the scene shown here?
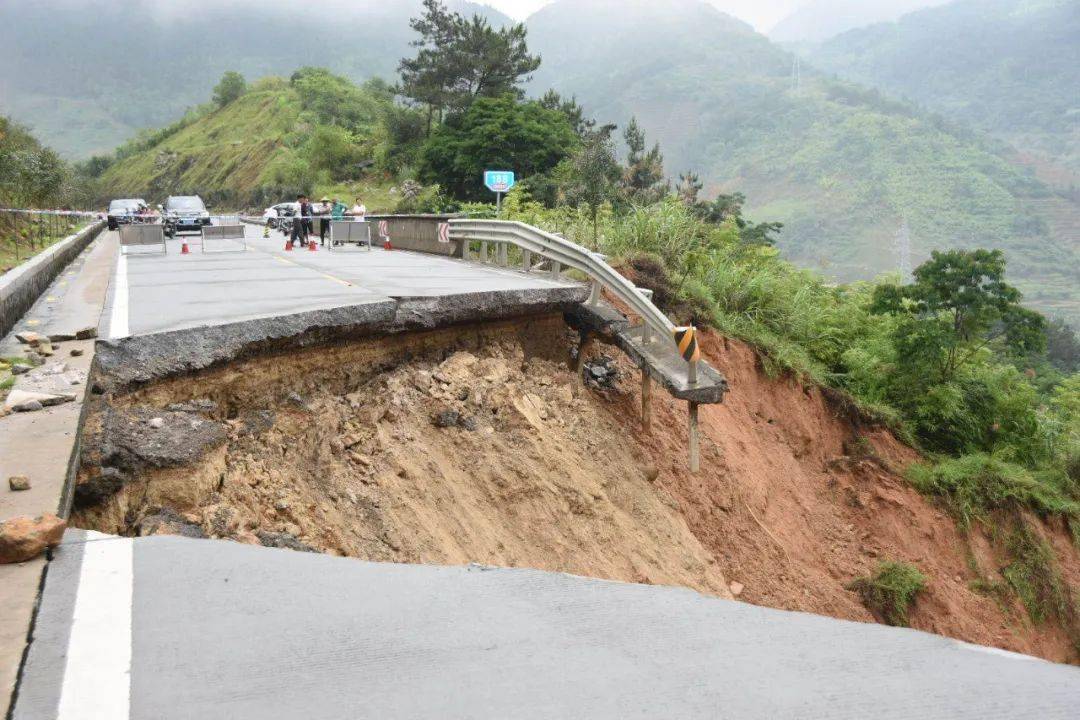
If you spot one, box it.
[317,196,333,246]
[331,197,346,220]
[300,195,314,243]
[289,194,306,248]
[349,196,366,220]
[326,197,346,247]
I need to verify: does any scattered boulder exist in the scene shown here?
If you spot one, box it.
[8,475,31,491]
[137,508,206,539]
[10,363,31,375]
[5,389,76,412]
[69,348,85,357]
[433,408,460,428]
[14,331,45,346]
[75,327,98,340]
[0,514,66,563]
[730,581,744,597]
[148,417,165,429]
[256,530,316,553]
[583,356,619,389]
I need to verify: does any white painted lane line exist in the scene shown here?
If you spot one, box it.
[57,534,133,720]
[109,253,129,339]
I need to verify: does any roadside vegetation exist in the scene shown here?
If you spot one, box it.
[0,117,87,272]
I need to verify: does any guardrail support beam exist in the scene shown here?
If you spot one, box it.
[550,260,561,279]
[641,370,652,430]
[498,242,507,266]
[588,279,602,306]
[522,249,532,272]
[480,241,488,263]
[688,402,700,473]
[573,333,593,375]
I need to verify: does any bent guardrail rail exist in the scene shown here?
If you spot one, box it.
[449,218,681,354]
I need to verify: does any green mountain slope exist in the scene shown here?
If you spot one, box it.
[0,0,509,159]
[526,0,1079,322]
[95,84,302,203]
[809,0,1080,175]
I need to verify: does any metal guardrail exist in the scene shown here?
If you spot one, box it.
[449,219,691,374]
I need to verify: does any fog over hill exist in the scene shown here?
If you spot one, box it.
[0,0,510,158]
[769,0,952,43]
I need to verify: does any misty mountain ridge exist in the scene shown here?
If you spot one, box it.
[769,0,952,43]
[809,0,1080,176]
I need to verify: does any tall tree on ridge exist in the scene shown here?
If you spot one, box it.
[399,0,541,134]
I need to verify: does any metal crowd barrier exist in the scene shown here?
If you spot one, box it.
[329,220,372,251]
[118,224,166,255]
[201,224,247,252]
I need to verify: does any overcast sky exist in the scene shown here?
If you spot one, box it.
[484,0,800,29]
[131,0,947,34]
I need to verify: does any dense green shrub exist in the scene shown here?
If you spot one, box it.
[847,561,928,627]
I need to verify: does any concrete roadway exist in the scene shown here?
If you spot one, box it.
[12,530,1080,720]
[105,223,581,338]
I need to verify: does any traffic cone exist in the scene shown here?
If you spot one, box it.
[284,240,293,251]
[308,240,317,252]
[383,237,392,251]
[181,241,190,254]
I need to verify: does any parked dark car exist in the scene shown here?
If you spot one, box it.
[106,198,148,230]
[161,195,210,237]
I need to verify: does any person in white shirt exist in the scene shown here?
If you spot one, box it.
[349,197,366,220]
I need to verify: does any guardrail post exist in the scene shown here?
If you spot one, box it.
[550,260,561,279]
[642,322,651,344]
[641,370,652,430]
[688,358,698,386]
[480,241,488,263]
[588,279,601,306]
[688,402,700,473]
[498,243,507,266]
[522,249,532,272]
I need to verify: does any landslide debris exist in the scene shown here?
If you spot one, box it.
[73,319,732,598]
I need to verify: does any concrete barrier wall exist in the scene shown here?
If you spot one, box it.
[0,220,105,338]
[367,215,463,258]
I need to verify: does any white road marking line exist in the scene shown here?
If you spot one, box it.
[57,534,133,720]
[109,253,129,339]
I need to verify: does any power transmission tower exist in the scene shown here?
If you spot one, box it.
[790,56,802,92]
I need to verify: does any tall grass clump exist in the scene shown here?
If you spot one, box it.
[847,561,927,627]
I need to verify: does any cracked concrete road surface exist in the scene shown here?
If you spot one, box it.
[104,224,581,338]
